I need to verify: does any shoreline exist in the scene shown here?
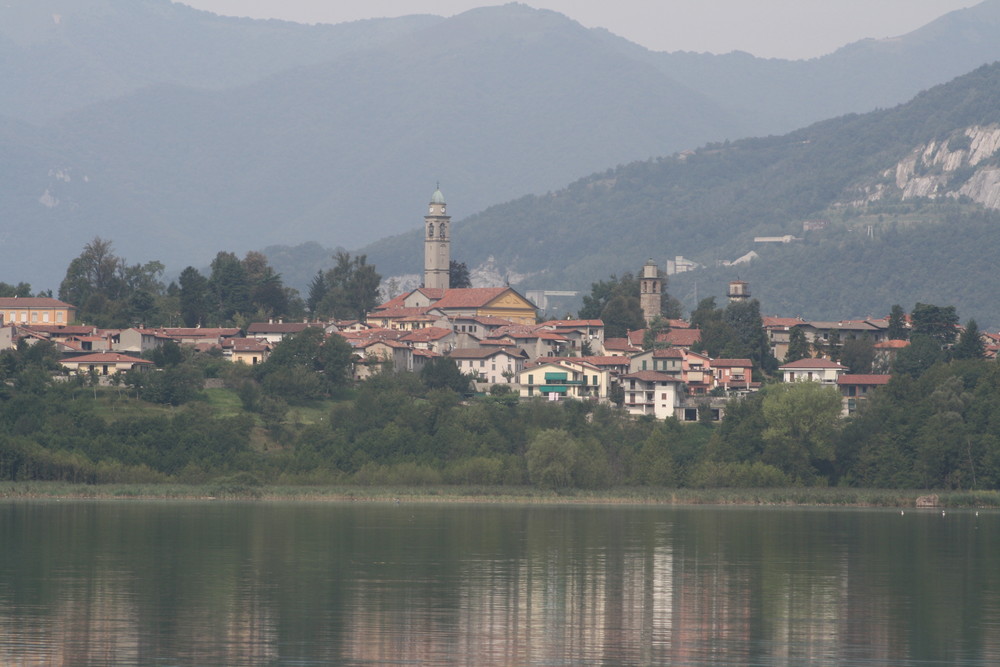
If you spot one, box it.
[1,482,998,508]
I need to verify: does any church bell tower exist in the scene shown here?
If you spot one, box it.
[640,258,662,325]
[424,185,450,290]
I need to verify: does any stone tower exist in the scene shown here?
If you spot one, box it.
[728,279,750,303]
[639,258,662,325]
[424,186,450,290]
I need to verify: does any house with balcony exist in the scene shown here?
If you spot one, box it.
[620,371,682,419]
[59,352,154,376]
[226,337,272,365]
[838,374,892,416]
[448,347,528,389]
[682,349,714,395]
[712,359,754,392]
[779,358,847,384]
[246,321,326,344]
[628,347,684,377]
[518,360,610,402]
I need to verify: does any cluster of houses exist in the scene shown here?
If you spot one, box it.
[3,189,991,421]
[0,281,941,420]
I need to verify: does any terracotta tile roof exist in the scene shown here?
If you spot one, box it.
[683,349,712,362]
[659,328,701,347]
[132,328,177,339]
[874,340,910,349]
[0,297,75,309]
[374,293,409,311]
[63,353,152,365]
[246,322,317,334]
[20,325,93,336]
[802,321,880,332]
[338,328,407,343]
[712,358,753,367]
[838,374,892,385]
[489,326,540,340]
[401,327,454,342]
[540,319,604,328]
[621,371,682,382]
[160,327,241,338]
[398,314,439,322]
[228,338,271,352]
[579,356,630,367]
[448,347,525,360]
[542,357,602,371]
[651,348,685,358]
[479,338,518,347]
[430,287,510,309]
[763,316,806,328]
[368,306,430,319]
[603,337,640,352]
[454,315,518,326]
[779,358,848,369]
[357,338,410,350]
[416,288,446,300]
[413,349,442,359]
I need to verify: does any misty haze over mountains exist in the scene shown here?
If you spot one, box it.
[4,0,1000,298]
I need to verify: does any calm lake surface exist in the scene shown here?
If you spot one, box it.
[1,501,998,666]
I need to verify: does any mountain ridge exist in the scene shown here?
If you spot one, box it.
[6,1,1000,293]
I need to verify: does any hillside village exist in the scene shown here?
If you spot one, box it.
[3,188,990,424]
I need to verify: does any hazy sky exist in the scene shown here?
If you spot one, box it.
[175,0,980,59]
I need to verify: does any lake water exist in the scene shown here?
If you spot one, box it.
[0,501,997,666]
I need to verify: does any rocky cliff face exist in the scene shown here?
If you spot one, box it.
[873,125,1000,208]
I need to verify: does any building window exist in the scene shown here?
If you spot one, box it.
[31,312,38,323]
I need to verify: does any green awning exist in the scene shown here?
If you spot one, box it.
[541,385,568,394]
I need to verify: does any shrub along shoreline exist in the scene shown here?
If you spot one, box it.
[1,482,997,509]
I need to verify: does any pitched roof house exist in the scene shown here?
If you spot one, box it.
[620,371,683,420]
[779,358,848,384]
[838,374,892,416]
[59,352,154,375]
[0,297,76,326]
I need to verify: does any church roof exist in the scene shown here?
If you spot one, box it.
[430,188,445,204]
[431,287,510,310]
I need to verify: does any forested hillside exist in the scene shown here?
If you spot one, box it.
[365,63,1000,325]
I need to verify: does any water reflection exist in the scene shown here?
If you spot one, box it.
[0,502,997,666]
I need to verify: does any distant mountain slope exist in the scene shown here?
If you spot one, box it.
[362,63,1000,323]
[637,0,1000,135]
[8,1,1000,291]
[0,0,439,121]
[3,4,745,289]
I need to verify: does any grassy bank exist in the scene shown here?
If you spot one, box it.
[1,482,998,508]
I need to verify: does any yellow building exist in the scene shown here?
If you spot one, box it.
[369,287,537,328]
[0,297,77,326]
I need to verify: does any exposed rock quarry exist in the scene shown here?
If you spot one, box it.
[888,125,1000,208]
